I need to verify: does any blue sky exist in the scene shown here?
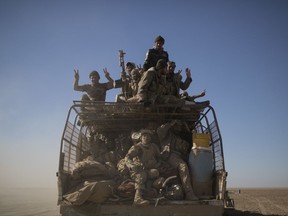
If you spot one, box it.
[0,0,287,188]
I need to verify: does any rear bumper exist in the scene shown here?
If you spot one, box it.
[60,200,224,216]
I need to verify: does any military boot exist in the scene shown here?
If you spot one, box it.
[134,198,150,206]
[133,189,150,206]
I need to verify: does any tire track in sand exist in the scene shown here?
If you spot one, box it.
[255,197,288,215]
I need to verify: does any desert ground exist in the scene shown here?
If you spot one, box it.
[225,188,288,216]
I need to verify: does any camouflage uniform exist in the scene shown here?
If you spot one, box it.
[136,67,160,104]
[128,69,141,97]
[118,69,141,102]
[125,130,161,206]
[165,61,192,97]
[114,77,131,101]
[114,62,137,102]
[157,121,198,201]
[135,60,185,105]
[165,73,192,97]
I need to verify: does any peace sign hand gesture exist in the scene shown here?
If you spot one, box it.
[74,69,79,80]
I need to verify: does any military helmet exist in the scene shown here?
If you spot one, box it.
[131,131,141,143]
[89,70,100,79]
[167,61,176,68]
[126,62,136,68]
[156,59,167,70]
[148,169,160,179]
[164,184,184,200]
[154,35,165,44]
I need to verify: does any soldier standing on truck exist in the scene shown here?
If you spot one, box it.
[125,129,162,206]
[143,35,169,71]
[73,68,114,102]
[157,120,198,201]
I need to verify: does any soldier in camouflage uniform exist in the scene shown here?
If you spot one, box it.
[128,68,141,98]
[125,129,161,206]
[143,35,169,71]
[157,120,198,201]
[165,61,192,97]
[133,59,185,106]
[124,68,142,102]
[127,59,166,104]
[114,62,145,102]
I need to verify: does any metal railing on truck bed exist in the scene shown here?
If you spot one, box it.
[69,101,203,132]
[57,102,227,210]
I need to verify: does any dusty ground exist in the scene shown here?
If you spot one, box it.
[225,188,288,216]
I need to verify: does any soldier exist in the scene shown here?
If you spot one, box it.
[123,68,141,102]
[133,59,186,106]
[131,59,167,104]
[74,68,114,102]
[117,68,142,102]
[115,62,136,86]
[126,62,137,76]
[143,35,169,71]
[157,120,198,201]
[128,68,141,98]
[125,129,161,206]
[165,61,192,97]
[114,62,137,102]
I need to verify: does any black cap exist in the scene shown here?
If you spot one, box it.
[154,35,165,44]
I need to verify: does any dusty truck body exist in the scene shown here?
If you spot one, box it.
[57,101,230,216]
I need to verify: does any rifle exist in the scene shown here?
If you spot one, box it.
[118,50,128,99]
[119,50,126,75]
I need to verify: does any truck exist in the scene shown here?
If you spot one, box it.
[56,99,233,216]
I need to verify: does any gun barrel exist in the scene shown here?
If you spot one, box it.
[118,50,126,69]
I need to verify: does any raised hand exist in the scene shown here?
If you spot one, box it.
[185,68,191,79]
[103,68,110,76]
[74,69,79,80]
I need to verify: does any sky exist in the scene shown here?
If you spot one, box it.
[0,0,287,189]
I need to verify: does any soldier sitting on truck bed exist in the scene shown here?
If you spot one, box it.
[63,155,119,205]
[157,120,198,201]
[164,61,192,97]
[130,59,187,106]
[118,68,142,102]
[124,129,162,206]
[114,62,136,102]
[73,68,114,103]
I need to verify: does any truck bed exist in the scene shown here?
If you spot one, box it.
[57,102,229,216]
